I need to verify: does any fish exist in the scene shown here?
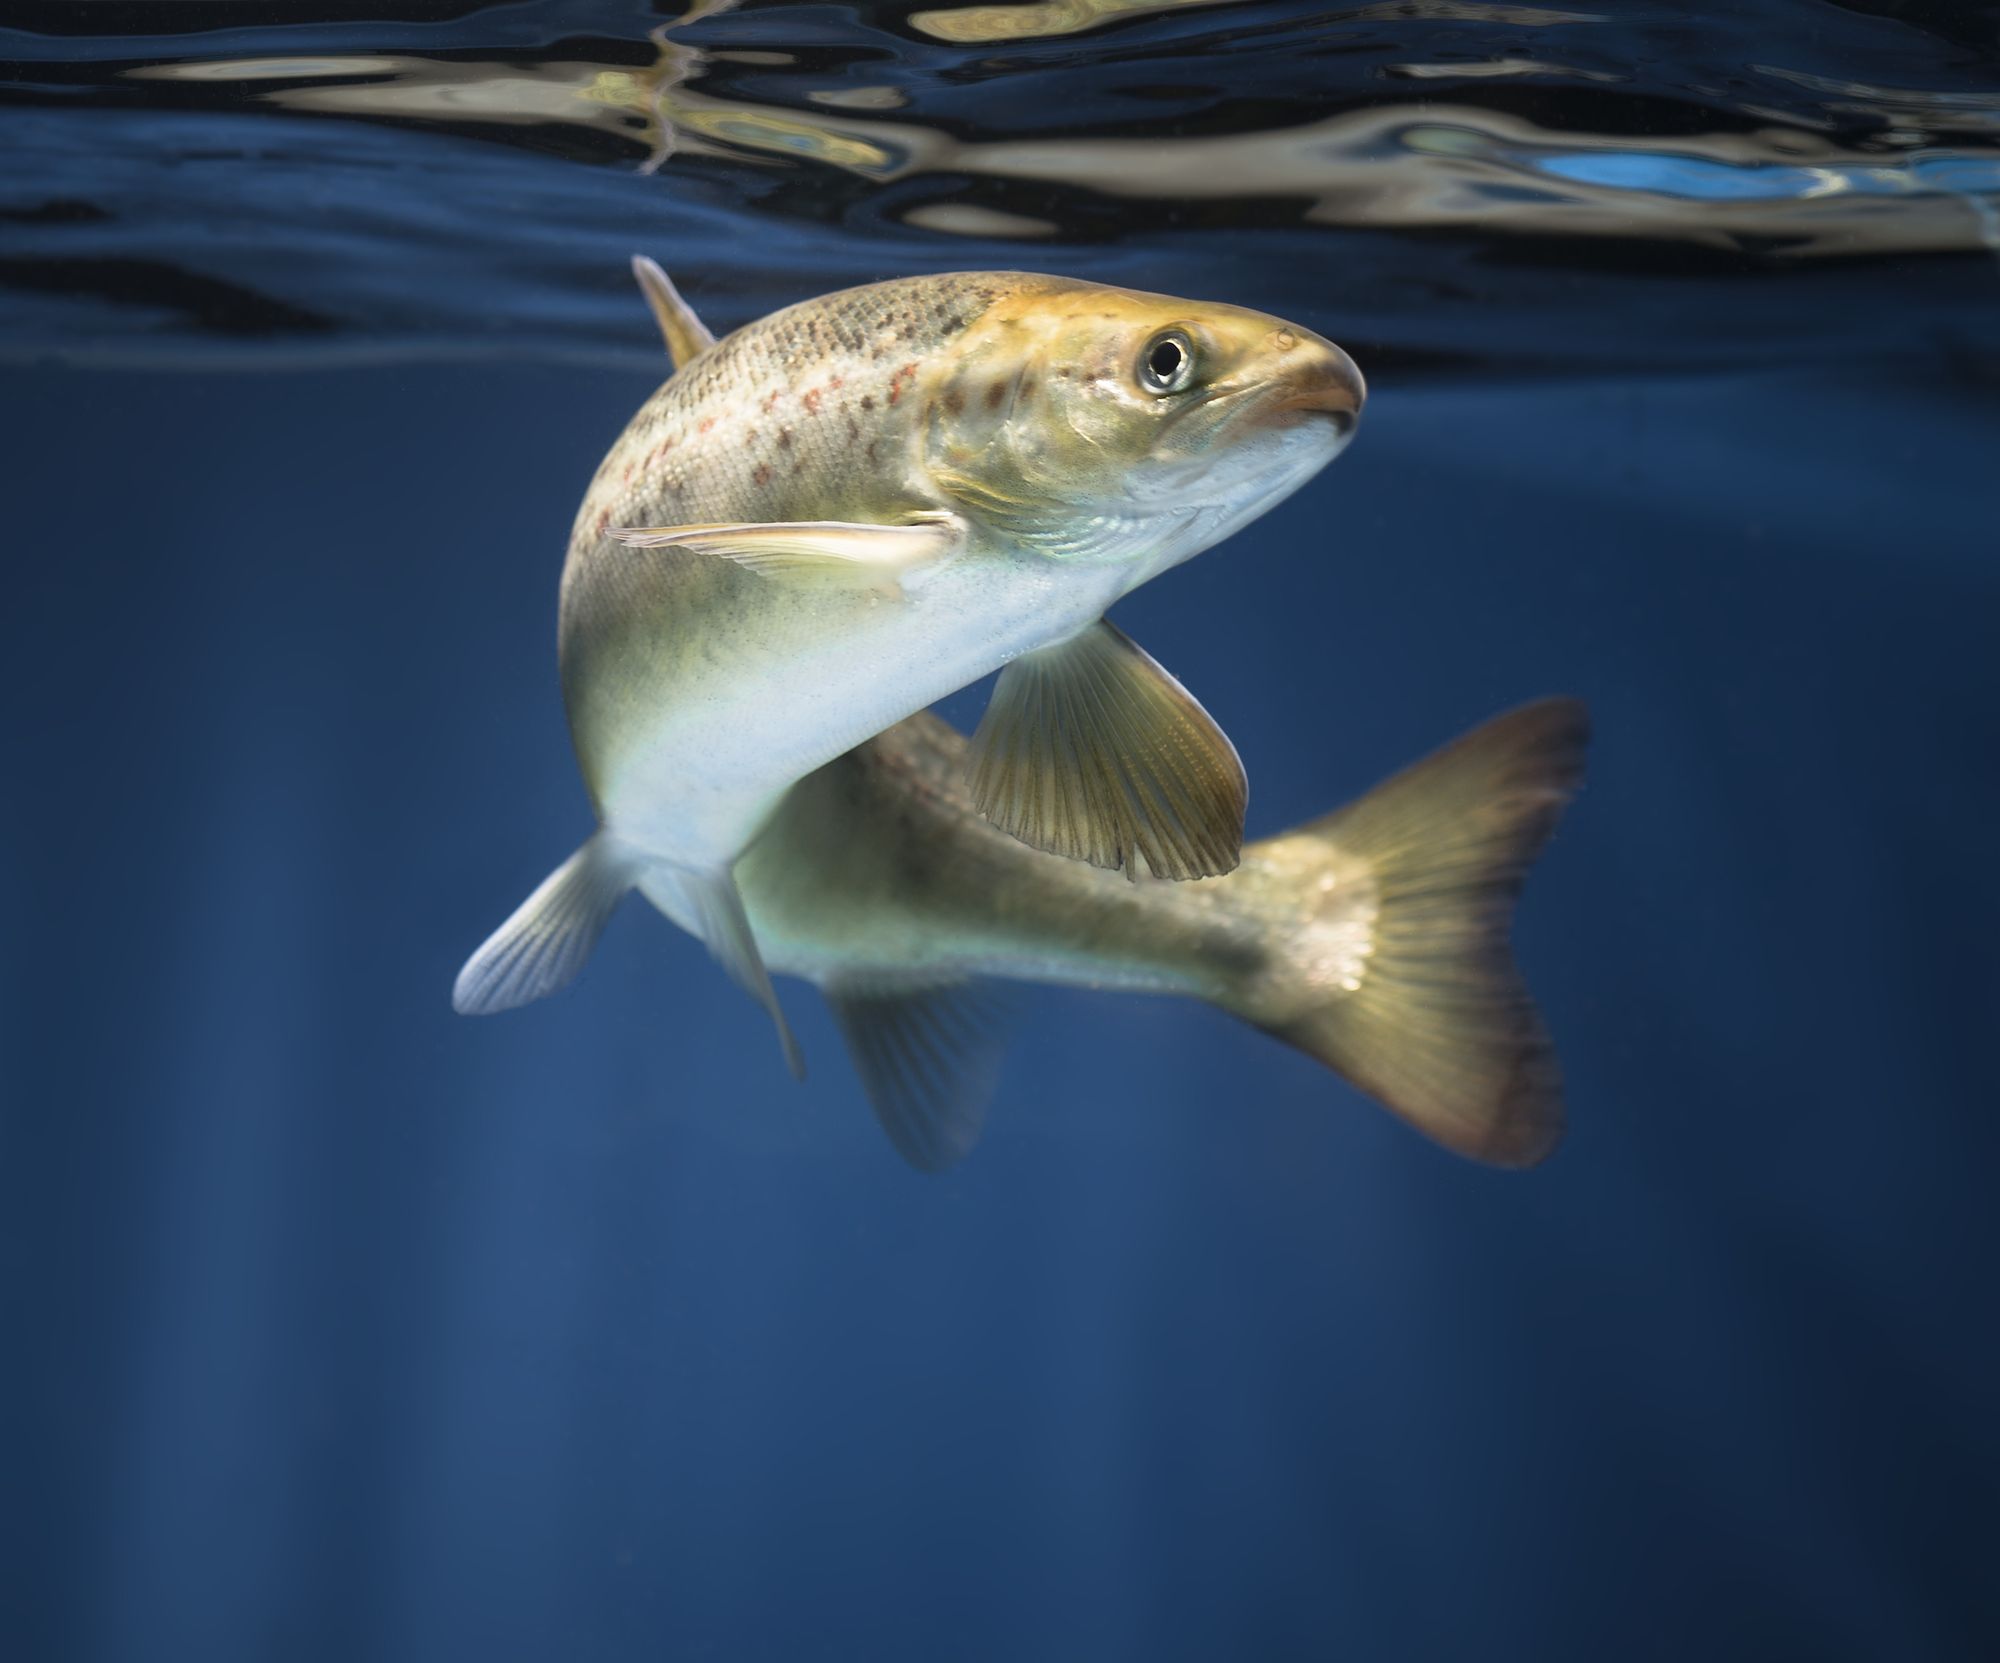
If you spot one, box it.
[454,258,1366,1069]
[709,697,1590,1171]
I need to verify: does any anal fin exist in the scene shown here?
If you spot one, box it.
[967,618,1247,882]
[682,866,804,1079]
[825,978,1010,1172]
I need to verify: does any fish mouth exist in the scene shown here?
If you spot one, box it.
[1267,342,1366,437]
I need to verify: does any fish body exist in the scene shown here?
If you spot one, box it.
[647,710,1264,996]
[683,700,1590,1171]
[458,265,1364,1060]
[562,270,1358,864]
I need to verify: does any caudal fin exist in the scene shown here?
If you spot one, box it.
[1238,700,1589,1167]
[453,834,634,1015]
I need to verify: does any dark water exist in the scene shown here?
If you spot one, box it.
[5,4,1999,1661]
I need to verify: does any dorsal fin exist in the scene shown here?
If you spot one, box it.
[631,255,718,370]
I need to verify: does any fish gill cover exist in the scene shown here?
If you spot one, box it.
[2,0,1998,377]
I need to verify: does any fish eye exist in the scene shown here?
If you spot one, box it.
[1138,329,1196,395]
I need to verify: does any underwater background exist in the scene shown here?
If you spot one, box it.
[5,2,1999,1659]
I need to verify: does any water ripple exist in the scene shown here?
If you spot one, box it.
[2,0,1995,373]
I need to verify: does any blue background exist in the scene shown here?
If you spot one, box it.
[5,350,1997,1660]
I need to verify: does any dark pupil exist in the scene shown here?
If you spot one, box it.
[1148,339,1183,383]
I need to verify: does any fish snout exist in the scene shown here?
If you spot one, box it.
[1267,331,1366,437]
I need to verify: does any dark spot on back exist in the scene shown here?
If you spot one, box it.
[753,462,772,487]
[984,382,1005,411]
[778,427,793,450]
[943,388,964,416]
[861,394,875,411]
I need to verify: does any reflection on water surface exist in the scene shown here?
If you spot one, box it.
[2,0,1996,371]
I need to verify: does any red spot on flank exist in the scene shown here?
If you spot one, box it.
[885,358,921,408]
[803,387,822,414]
[828,375,844,390]
[699,416,716,434]
[595,509,610,537]
[763,389,783,412]
[621,462,634,484]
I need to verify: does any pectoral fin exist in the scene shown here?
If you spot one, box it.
[967,619,1247,881]
[825,977,1010,1172]
[632,255,717,371]
[609,515,961,596]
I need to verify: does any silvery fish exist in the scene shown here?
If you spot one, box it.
[724,697,1589,1171]
[455,259,1365,1067]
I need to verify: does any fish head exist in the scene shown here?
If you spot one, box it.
[924,279,1364,573]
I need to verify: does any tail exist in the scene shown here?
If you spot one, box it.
[453,832,635,1015]
[1230,699,1589,1167]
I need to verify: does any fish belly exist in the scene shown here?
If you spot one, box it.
[591,553,1117,873]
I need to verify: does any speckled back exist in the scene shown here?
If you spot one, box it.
[569,271,1069,547]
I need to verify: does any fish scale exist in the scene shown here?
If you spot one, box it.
[580,273,1035,533]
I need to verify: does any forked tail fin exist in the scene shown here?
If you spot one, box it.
[1236,700,1589,1167]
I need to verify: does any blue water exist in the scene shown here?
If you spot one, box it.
[5,3,1999,1660]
